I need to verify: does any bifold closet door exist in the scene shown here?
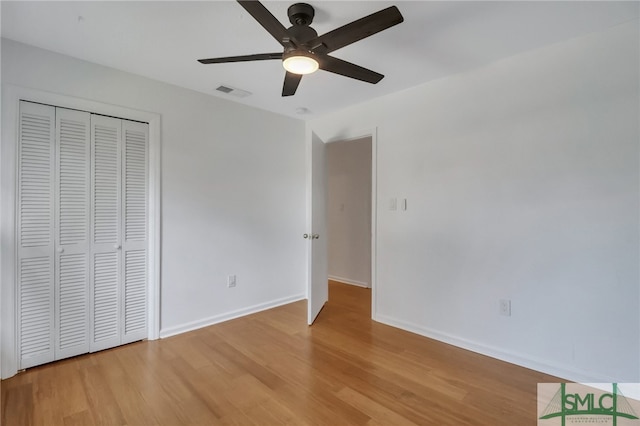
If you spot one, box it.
[17,102,56,369]
[55,108,91,360]
[17,102,148,367]
[90,115,123,352]
[121,120,148,344]
[89,116,148,352]
[18,102,91,368]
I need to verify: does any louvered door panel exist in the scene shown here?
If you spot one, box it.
[18,103,54,249]
[93,252,119,345]
[55,108,91,360]
[123,250,146,340]
[90,115,122,352]
[124,125,147,242]
[17,101,55,369]
[19,256,54,368]
[93,123,120,245]
[121,121,148,343]
[58,110,90,246]
[58,254,88,353]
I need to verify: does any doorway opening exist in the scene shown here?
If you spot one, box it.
[326,137,373,291]
[306,128,377,325]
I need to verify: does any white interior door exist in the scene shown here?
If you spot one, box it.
[55,107,91,360]
[90,115,122,352]
[307,132,328,325]
[120,120,148,344]
[17,102,56,369]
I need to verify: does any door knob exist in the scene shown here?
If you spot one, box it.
[114,244,121,250]
[56,247,64,254]
[312,234,320,240]
[303,234,310,239]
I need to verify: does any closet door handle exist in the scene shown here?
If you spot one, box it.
[114,244,121,250]
[56,247,64,254]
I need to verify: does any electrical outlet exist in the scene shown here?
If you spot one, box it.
[227,275,236,288]
[499,299,511,316]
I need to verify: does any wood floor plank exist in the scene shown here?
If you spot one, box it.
[1,381,33,426]
[241,399,302,426]
[78,363,127,426]
[336,387,418,426]
[62,409,95,426]
[2,281,562,425]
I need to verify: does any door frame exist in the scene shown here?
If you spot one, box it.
[308,127,378,319]
[1,85,162,379]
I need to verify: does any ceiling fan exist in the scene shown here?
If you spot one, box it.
[198,1,404,96]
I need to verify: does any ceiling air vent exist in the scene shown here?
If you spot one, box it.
[216,85,233,93]
[215,85,251,98]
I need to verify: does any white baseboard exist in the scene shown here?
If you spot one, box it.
[374,313,619,384]
[329,275,369,288]
[160,293,306,338]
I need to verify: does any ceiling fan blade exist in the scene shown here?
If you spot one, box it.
[317,55,383,84]
[198,53,282,64]
[310,6,403,54]
[237,0,295,47]
[282,72,303,96]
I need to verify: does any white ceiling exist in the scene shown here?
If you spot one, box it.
[2,1,638,119]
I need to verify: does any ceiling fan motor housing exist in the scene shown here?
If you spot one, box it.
[288,3,314,26]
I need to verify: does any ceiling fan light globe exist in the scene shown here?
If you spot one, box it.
[283,55,319,75]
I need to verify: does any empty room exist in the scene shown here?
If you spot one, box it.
[1,1,639,425]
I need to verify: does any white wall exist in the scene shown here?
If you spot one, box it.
[310,21,640,383]
[327,138,372,287]
[1,39,307,376]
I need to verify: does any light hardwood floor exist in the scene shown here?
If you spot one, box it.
[2,281,560,425]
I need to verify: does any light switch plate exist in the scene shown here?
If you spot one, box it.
[499,299,511,316]
[228,275,237,288]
